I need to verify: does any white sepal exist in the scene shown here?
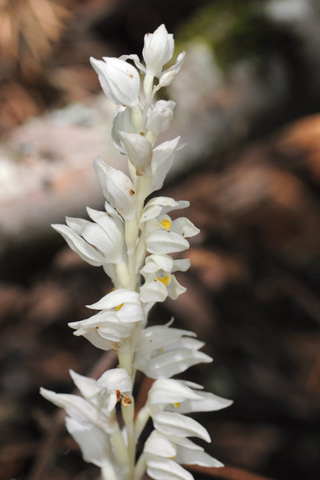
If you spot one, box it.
[144,431,176,458]
[139,279,168,303]
[93,157,136,220]
[143,24,174,78]
[148,379,202,407]
[141,197,188,223]
[52,224,105,267]
[153,411,211,443]
[146,100,175,137]
[147,457,194,480]
[146,229,190,254]
[119,132,153,176]
[158,52,186,88]
[65,417,115,469]
[68,310,137,351]
[174,446,223,468]
[151,137,180,192]
[90,57,140,107]
[167,391,233,414]
[69,370,101,403]
[97,368,132,411]
[87,289,140,310]
[112,107,137,153]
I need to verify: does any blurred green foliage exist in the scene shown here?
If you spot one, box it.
[176,0,300,73]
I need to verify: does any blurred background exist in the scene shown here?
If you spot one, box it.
[1,0,320,479]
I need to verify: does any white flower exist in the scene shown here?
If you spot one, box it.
[140,197,190,223]
[90,57,140,107]
[134,321,212,379]
[143,24,174,78]
[146,100,175,138]
[144,213,199,255]
[119,132,153,176]
[69,289,145,351]
[40,368,132,475]
[148,378,233,414]
[111,106,140,153]
[150,137,181,193]
[94,157,136,220]
[52,205,124,268]
[97,368,132,412]
[140,254,190,303]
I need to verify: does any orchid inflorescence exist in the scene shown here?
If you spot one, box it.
[41,25,232,480]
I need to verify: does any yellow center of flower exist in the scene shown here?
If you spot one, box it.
[115,303,124,311]
[156,274,170,286]
[160,218,171,230]
[173,402,181,408]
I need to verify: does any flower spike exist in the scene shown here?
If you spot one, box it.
[42,24,231,480]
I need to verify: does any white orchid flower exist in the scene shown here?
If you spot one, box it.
[134,321,212,379]
[144,213,199,255]
[119,132,153,176]
[93,157,136,220]
[140,254,190,303]
[51,205,124,268]
[69,289,145,351]
[111,106,141,153]
[90,57,140,107]
[146,100,175,137]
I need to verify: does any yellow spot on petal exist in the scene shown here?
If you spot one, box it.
[173,402,181,408]
[160,218,171,230]
[159,347,163,352]
[115,303,124,311]
[156,275,170,286]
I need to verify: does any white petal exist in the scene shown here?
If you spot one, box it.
[93,157,136,219]
[112,107,137,153]
[65,217,120,261]
[172,259,190,273]
[86,207,124,244]
[146,100,175,137]
[40,388,96,425]
[147,458,194,480]
[65,417,113,469]
[90,57,140,107]
[120,54,146,73]
[143,25,174,77]
[167,275,186,300]
[153,411,211,442]
[146,230,190,254]
[144,431,176,458]
[97,368,132,394]
[137,349,212,379]
[120,132,153,176]
[87,289,140,310]
[172,218,200,238]
[175,446,223,468]
[158,52,186,88]
[148,379,202,407]
[135,324,196,358]
[141,254,174,274]
[69,370,101,401]
[52,224,105,266]
[168,391,233,414]
[140,280,168,303]
[151,137,180,192]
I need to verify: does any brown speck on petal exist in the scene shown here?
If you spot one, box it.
[122,395,132,406]
[130,189,135,196]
